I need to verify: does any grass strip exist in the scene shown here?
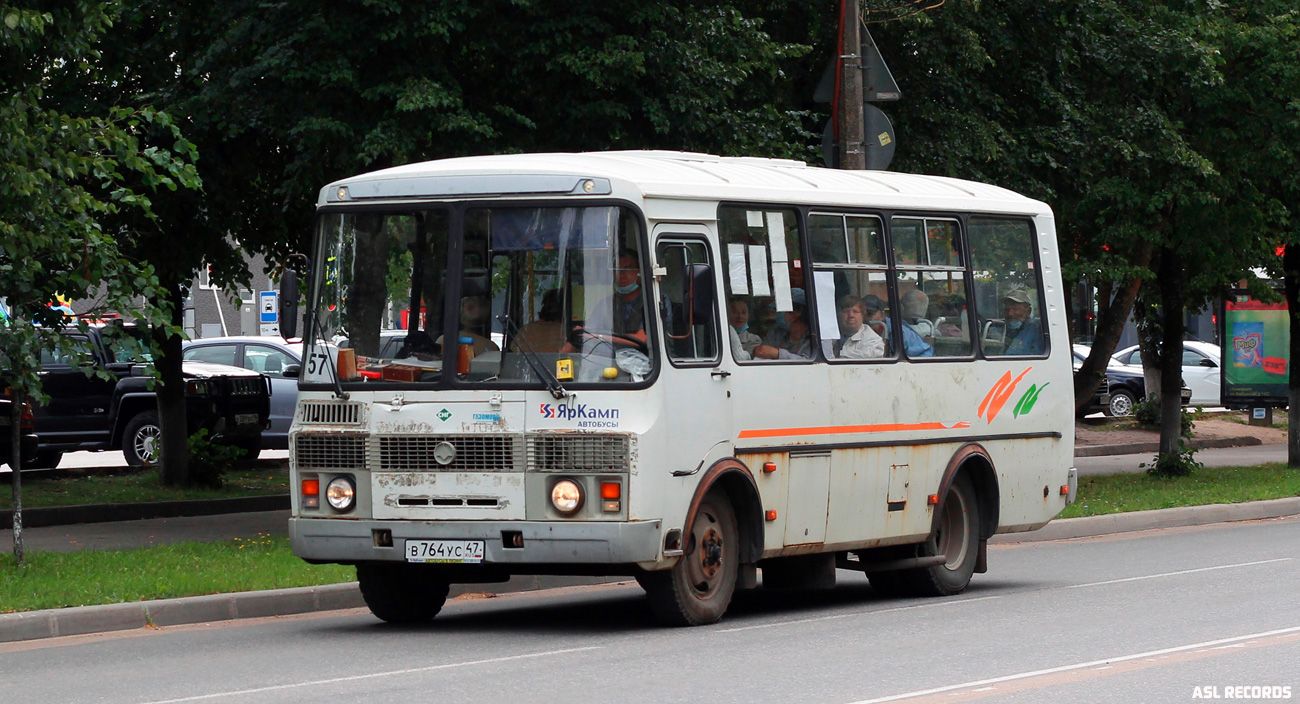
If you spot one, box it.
[1,467,288,510]
[1060,463,1300,518]
[0,536,352,614]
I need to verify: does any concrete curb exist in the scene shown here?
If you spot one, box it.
[0,495,290,530]
[5,497,1299,644]
[990,496,1300,544]
[0,575,627,644]
[1073,436,1262,457]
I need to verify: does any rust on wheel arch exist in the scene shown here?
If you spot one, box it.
[682,458,763,565]
[930,442,1000,541]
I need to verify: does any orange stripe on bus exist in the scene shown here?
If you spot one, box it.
[737,421,971,439]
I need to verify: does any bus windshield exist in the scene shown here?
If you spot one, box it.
[310,204,654,387]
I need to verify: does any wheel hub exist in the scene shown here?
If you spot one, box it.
[700,528,723,578]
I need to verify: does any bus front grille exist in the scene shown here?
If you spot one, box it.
[295,434,367,469]
[298,401,363,425]
[527,434,631,472]
[378,435,523,472]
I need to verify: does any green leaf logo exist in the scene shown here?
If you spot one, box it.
[1013,382,1048,418]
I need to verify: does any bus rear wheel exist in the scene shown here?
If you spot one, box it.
[897,472,980,596]
[357,563,450,624]
[640,490,738,626]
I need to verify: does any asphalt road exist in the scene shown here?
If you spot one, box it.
[3,516,1296,704]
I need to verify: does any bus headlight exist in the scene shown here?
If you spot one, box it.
[325,476,356,512]
[550,479,584,516]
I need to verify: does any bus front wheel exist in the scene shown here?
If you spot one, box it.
[357,563,450,624]
[640,490,739,626]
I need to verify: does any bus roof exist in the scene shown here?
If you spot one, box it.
[319,151,1050,216]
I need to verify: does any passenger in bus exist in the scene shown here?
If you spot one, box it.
[728,298,762,356]
[562,249,646,351]
[835,295,885,359]
[1001,289,1046,355]
[511,289,566,353]
[899,288,935,357]
[863,294,889,337]
[753,288,813,360]
[438,294,501,357]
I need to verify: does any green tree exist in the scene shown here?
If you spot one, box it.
[1,1,198,558]
[75,0,821,484]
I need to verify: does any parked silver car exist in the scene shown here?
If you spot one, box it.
[181,336,303,450]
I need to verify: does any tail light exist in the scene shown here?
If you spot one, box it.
[20,401,34,431]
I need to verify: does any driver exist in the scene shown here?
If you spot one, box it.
[562,248,647,352]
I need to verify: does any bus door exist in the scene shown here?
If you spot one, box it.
[653,228,733,473]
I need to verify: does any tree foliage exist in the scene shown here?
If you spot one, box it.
[0,2,198,398]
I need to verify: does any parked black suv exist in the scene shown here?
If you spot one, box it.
[28,325,270,468]
[0,393,38,468]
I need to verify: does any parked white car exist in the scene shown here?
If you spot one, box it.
[1111,340,1221,406]
[182,336,304,450]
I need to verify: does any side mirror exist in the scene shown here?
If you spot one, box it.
[283,363,301,378]
[1199,358,1217,368]
[279,268,299,340]
[686,263,715,325]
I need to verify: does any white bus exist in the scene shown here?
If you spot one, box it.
[287,151,1076,626]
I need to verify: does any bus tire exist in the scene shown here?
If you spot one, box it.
[357,563,450,624]
[640,490,739,626]
[123,411,162,468]
[899,472,980,596]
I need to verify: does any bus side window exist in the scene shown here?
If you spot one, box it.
[810,212,892,361]
[656,239,719,363]
[718,206,811,362]
[969,218,1048,357]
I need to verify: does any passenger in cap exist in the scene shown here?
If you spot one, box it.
[1001,289,1046,355]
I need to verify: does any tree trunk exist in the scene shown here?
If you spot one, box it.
[1157,244,1186,458]
[1285,243,1300,467]
[9,387,23,565]
[1132,290,1163,398]
[156,284,193,486]
[1073,241,1152,415]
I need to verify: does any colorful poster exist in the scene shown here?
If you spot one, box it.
[1222,298,1288,405]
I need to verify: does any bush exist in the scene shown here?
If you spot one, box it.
[1143,442,1202,478]
[183,429,247,489]
[1133,396,1193,438]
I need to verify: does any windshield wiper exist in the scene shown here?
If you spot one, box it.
[309,305,349,401]
[498,314,568,400]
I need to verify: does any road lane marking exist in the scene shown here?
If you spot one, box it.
[1064,557,1291,589]
[717,595,1003,633]
[842,625,1300,704]
[135,646,601,704]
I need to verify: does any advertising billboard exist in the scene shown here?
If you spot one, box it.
[1220,293,1289,408]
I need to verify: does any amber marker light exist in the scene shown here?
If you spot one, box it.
[1060,485,1070,496]
[600,482,621,500]
[765,510,778,521]
[762,462,776,474]
[927,494,940,505]
[302,477,320,509]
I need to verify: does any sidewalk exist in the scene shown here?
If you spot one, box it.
[2,415,1293,644]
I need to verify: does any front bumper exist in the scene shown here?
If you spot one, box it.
[290,517,663,565]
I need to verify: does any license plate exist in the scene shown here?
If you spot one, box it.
[405,539,485,564]
[235,413,259,425]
